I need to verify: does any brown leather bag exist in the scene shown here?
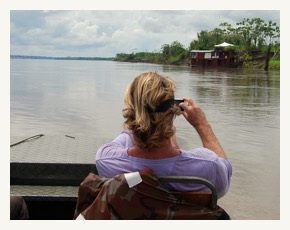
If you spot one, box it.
[73,168,229,220]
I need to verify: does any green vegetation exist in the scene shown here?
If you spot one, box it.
[115,52,161,63]
[114,17,280,70]
[269,57,280,70]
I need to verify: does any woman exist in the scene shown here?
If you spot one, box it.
[95,71,232,198]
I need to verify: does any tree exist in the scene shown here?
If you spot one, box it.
[219,18,280,70]
[262,20,280,71]
[170,41,186,56]
[189,30,217,50]
[161,41,186,62]
[161,44,170,59]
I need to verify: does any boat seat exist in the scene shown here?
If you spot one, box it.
[74,167,229,220]
[10,162,96,220]
[158,176,217,210]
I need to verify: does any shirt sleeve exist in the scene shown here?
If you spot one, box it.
[112,130,134,148]
[198,148,232,198]
[182,147,232,198]
[96,130,134,160]
[214,157,232,198]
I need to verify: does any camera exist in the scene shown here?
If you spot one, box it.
[174,99,184,111]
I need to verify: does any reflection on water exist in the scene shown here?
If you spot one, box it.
[10,59,280,219]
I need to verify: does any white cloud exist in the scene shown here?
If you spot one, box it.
[10,10,280,57]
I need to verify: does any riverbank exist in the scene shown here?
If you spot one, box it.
[11,54,280,71]
[118,56,280,71]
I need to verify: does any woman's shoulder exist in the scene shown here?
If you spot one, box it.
[180,147,216,158]
[96,142,129,160]
[179,148,232,170]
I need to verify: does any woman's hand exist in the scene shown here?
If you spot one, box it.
[179,97,209,129]
[180,97,227,159]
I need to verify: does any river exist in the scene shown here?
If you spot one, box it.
[10,58,280,220]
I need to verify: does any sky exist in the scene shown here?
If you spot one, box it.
[10,10,280,58]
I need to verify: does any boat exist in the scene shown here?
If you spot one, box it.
[10,134,230,220]
[10,134,99,220]
[190,42,243,68]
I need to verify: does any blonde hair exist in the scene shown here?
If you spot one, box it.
[122,71,180,149]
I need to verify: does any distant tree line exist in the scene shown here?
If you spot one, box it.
[114,17,280,70]
[10,55,114,61]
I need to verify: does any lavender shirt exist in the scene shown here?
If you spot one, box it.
[96,130,232,198]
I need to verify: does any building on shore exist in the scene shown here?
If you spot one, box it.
[190,42,243,68]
